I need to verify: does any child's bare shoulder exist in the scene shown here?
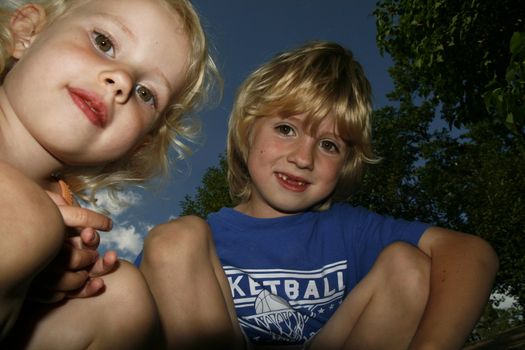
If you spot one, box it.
[0,161,40,192]
[0,161,58,212]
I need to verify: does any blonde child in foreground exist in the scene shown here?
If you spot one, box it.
[0,0,217,348]
[139,41,499,349]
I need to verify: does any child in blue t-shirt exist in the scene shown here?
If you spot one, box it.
[138,41,499,349]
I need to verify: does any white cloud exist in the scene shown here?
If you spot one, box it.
[80,189,148,262]
[100,223,146,262]
[86,190,142,217]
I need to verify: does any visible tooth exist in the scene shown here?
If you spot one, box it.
[278,173,307,185]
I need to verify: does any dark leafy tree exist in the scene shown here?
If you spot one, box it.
[180,155,232,218]
[374,0,525,130]
[372,0,525,310]
[484,32,525,136]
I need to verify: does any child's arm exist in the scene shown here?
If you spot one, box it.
[410,227,499,349]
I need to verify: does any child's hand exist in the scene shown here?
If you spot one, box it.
[27,191,116,303]
[77,226,119,279]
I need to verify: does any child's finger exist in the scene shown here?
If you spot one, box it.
[28,268,90,303]
[57,241,100,270]
[89,251,119,277]
[29,277,106,302]
[59,206,112,232]
[66,277,106,299]
[80,227,100,249]
[44,269,90,292]
[66,235,83,249]
[45,190,68,206]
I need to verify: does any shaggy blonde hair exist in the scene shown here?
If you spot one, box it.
[227,41,377,210]
[0,0,220,202]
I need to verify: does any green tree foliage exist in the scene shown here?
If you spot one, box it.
[350,103,436,222]
[467,303,524,344]
[374,0,524,130]
[372,0,525,311]
[484,32,525,136]
[180,155,232,218]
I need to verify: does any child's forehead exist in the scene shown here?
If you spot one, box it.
[61,0,181,29]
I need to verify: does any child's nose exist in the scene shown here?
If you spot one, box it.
[100,68,133,103]
[287,139,314,170]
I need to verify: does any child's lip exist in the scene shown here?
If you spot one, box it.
[68,87,108,128]
[275,171,310,192]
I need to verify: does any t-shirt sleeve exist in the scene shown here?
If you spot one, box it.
[134,250,143,267]
[337,204,431,285]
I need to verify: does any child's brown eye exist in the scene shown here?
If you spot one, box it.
[135,85,156,106]
[276,125,295,136]
[320,140,338,153]
[93,32,114,55]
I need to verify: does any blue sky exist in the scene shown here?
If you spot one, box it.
[97,1,394,261]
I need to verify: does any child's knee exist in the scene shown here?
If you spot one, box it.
[377,242,430,304]
[95,261,157,344]
[142,215,212,267]
[17,261,159,349]
[107,261,156,314]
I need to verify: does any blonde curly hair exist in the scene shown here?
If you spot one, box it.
[227,41,378,210]
[0,0,221,202]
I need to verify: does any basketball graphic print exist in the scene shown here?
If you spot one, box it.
[224,261,348,344]
[255,289,290,313]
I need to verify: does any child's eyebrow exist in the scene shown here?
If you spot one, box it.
[152,67,173,94]
[285,115,343,139]
[95,12,137,43]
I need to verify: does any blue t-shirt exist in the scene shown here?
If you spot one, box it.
[208,203,430,346]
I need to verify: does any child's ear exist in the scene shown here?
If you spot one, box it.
[10,4,47,59]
